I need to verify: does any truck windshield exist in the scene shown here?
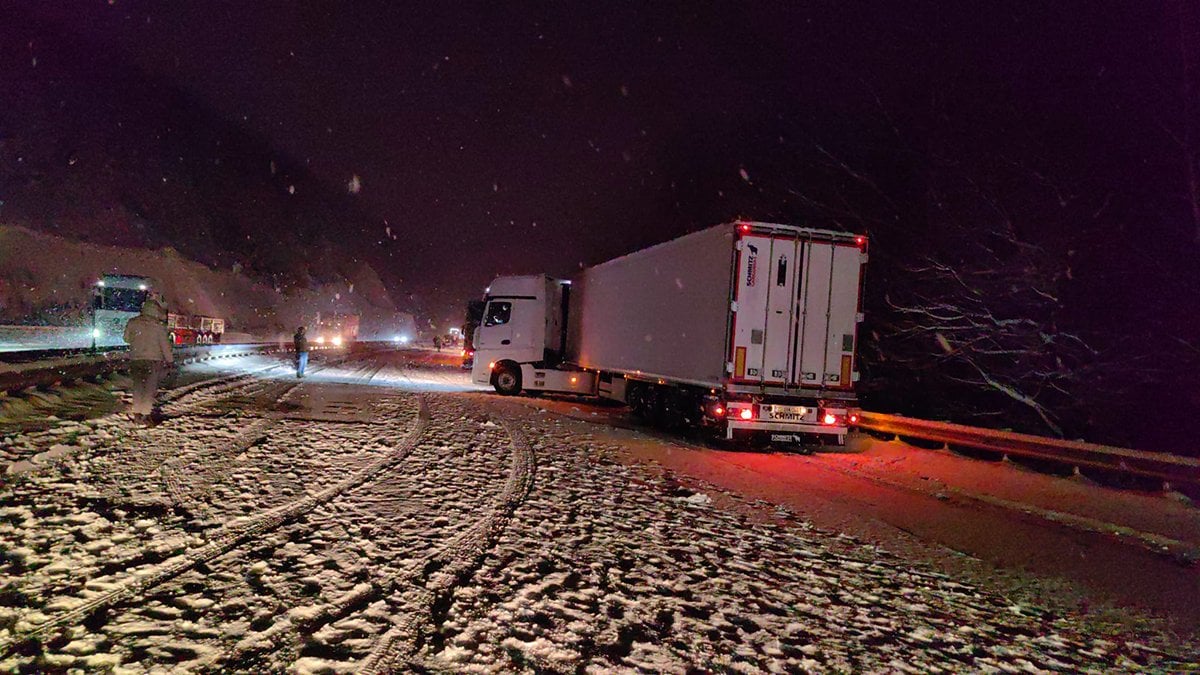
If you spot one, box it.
[99,287,149,312]
[484,301,512,326]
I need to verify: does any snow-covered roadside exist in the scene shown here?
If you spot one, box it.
[1,354,1196,672]
[418,403,1196,672]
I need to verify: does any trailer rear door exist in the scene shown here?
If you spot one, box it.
[730,231,862,390]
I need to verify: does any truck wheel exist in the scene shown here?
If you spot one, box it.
[493,363,522,396]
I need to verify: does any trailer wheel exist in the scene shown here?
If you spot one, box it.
[492,363,522,396]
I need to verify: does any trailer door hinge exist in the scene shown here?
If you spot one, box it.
[726,362,734,373]
[735,240,744,251]
[851,371,861,382]
[730,301,738,313]
[855,312,865,323]
[860,253,869,264]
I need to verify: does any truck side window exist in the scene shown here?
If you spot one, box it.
[484,301,512,326]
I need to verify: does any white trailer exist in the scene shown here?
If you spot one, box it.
[471,221,867,445]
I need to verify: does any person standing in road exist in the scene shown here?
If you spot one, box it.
[122,297,174,426]
[433,335,442,352]
[294,326,309,378]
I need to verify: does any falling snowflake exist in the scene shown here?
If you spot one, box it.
[620,84,629,97]
[561,74,573,88]
[739,167,751,183]
[288,185,295,194]
[347,175,362,194]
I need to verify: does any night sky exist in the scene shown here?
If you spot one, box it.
[15,2,1200,330]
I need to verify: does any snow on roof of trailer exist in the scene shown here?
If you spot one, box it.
[582,221,862,276]
[733,221,861,241]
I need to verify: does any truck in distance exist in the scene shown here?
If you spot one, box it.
[470,221,868,447]
[91,274,153,348]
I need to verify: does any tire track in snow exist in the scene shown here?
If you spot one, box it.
[0,394,431,659]
[355,407,536,674]
[209,399,533,673]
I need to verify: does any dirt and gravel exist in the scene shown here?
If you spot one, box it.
[0,349,1197,672]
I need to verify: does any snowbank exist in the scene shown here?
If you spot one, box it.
[0,225,412,338]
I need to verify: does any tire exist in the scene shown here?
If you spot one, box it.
[492,363,522,396]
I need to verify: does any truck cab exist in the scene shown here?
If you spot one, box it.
[471,275,592,395]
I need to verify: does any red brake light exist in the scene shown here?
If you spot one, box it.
[739,223,751,233]
[822,413,837,425]
[739,408,754,420]
[849,413,859,424]
[712,405,725,417]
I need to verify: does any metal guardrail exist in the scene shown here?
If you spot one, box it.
[0,343,299,393]
[855,411,1200,488]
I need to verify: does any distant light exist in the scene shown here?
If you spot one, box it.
[96,280,106,287]
[331,335,344,346]
[712,405,725,417]
[399,335,410,344]
[92,328,101,338]
[138,283,147,291]
[739,408,753,420]
[849,413,860,424]
[315,336,326,344]
[562,280,572,285]
[570,376,578,383]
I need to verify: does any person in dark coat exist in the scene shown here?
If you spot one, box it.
[293,326,309,378]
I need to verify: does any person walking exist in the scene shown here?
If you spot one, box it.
[122,297,174,426]
[293,326,309,378]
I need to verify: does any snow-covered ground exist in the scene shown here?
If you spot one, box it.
[0,351,1196,672]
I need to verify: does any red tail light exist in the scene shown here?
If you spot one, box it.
[822,413,837,425]
[849,413,859,424]
[712,405,725,417]
[740,408,754,420]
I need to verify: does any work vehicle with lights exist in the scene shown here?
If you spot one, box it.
[310,313,359,347]
[90,274,155,348]
[471,221,867,447]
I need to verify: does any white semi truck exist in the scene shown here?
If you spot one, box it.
[471,221,867,445]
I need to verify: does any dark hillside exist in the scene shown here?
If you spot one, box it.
[0,7,389,296]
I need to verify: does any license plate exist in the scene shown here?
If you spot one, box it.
[771,433,801,443]
[762,405,812,423]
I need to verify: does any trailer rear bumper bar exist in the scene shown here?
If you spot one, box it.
[724,419,847,440]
